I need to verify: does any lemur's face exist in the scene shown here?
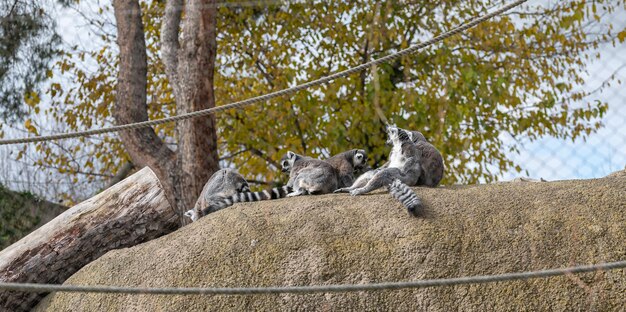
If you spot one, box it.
[280,151,298,172]
[387,126,402,144]
[352,149,368,169]
[387,126,413,145]
[184,209,199,222]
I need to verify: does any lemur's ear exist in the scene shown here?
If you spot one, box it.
[184,210,193,218]
[287,151,295,159]
[406,131,414,141]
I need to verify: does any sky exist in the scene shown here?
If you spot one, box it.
[0,0,625,202]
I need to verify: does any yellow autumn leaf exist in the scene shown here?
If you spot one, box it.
[24,92,41,108]
[618,29,626,43]
[24,119,39,136]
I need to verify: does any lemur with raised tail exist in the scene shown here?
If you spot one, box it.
[381,129,444,187]
[280,151,339,196]
[335,126,424,215]
[185,169,292,222]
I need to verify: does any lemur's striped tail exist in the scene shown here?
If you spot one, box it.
[388,179,423,216]
[201,186,292,215]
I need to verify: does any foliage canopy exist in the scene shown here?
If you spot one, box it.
[0,0,63,123]
[20,0,626,199]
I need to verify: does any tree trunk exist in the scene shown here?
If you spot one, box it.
[176,0,220,218]
[112,0,177,211]
[0,167,177,312]
[114,0,221,224]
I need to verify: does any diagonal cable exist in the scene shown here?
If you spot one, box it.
[0,0,529,145]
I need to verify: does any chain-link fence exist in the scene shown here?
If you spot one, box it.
[502,17,626,182]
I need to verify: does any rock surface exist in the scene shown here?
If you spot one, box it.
[36,172,626,311]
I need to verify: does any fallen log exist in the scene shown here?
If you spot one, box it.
[0,167,178,311]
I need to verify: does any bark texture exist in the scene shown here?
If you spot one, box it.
[34,172,626,311]
[112,0,177,207]
[175,0,220,220]
[0,167,177,312]
[113,0,220,223]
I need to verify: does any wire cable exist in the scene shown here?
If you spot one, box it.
[1,259,624,295]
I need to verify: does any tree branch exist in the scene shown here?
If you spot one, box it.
[248,147,280,170]
[219,149,250,161]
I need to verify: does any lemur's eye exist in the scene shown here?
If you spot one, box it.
[282,161,288,167]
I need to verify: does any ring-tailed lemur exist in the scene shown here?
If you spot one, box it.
[184,169,291,222]
[407,129,444,187]
[188,186,293,220]
[384,128,444,187]
[280,151,339,196]
[280,149,368,189]
[185,169,249,221]
[324,149,369,188]
[280,152,313,181]
[335,126,424,215]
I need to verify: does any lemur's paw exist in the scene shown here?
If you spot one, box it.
[350,189,365,196]
[286,191,302,197]
[184,210,198,222]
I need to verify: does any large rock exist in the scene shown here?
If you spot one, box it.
[36,172,626,311]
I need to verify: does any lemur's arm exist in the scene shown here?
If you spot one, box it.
[349,167,403,195]
[334,169,378,193]
[400,156,422,186]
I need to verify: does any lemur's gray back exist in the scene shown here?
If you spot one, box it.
[325,149,368,188]
[409,130,427,143]
[192,169,249,214]
[280,153,313,187]
[282,151,339,195]
[409,130,444,187]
